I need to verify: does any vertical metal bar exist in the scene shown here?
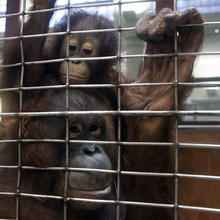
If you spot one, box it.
[64,1,71,219]
[17,0,26,219]
[156,0,177,218]
[116,1,122,220]
[173,0,179,220]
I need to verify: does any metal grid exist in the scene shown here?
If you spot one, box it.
[0,0,220,219]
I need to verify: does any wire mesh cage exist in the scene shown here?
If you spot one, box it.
[0,0,220,219]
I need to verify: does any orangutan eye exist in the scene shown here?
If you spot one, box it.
[69,123,81,139]
[89,124,101,137]
[69,45,77,51]
[82,48,92,56]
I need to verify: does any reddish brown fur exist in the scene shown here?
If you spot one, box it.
[0,1,204,219]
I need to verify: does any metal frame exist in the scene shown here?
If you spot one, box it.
[0,0,220,219]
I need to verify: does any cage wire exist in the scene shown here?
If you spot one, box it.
[0,0,220,219]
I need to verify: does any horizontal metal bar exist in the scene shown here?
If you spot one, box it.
[0,0,156,19]
[0,85,68,93]
[0,31,67,41]
[68,197,115,204]
[1,21,219,41]
[0,165,18,169]
[1,166,175,178]
[0,166,173,179]
[177,51,220,56]
[0,63,21,68]
[24,56,117,65]
[0,110,220,117]
[179,125,220,129]
[179,82,220,87]
[0,21,218,42]
[12,166,176,177]
[1,6,218,28]
[1,56,117,68]
[20,192,63,200]
[179,205,220,214]
[0,139,61,144]
[0,192,16,196]
[1,164,220,180]
[179,143,220,150]
[0,85,114,93]
[0,138,174,146]
[1,191,220,212]
[119,200,174,208]
[1,139,220,151]
[177,173,220,181]
[1,81,220,93]
[20,191,173,209]
[0,219,15,220]
[68,56,117,62]
[2,51,220,69]
[22,166,117,174]
[0,11,21,19]
[0,7,66,19]
[118,82,220,88]
[0,191,174,209]
[0,165,172,177]
[0,81,220,93]
[68,197,175,209]
[0,27,134,42]
[180,21,220,27]
[121,82,220,87]
[122,51,220,59]
[1,139,220,150]
[0,87,20,92]
[121,171,174,177]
